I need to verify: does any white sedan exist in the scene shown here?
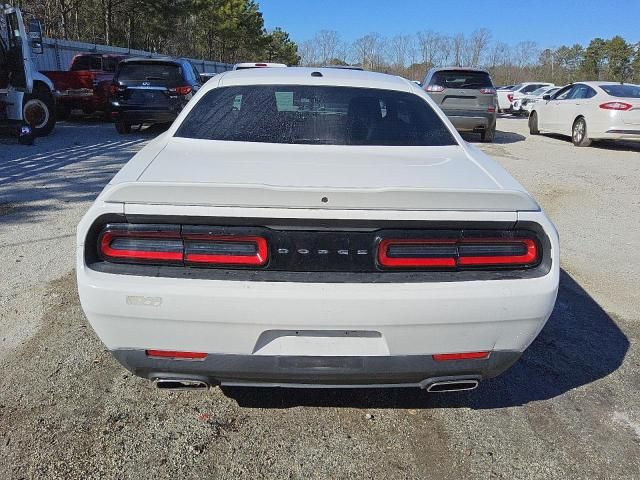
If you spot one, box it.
[77,67,559,392]
[529,81,640,146]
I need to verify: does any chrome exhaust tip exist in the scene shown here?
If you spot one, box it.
[155,378,209,390]
[426,379,479,393]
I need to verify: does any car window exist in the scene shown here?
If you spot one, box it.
[599,84,640,98]
[570,84,597,100]
[553,86,574,100]
[102,57,120,73]
[175,85,457,146]
[429,70,493,89]
[116,62,183,85]
[71,55,102,71]
[530,87,549,96]
[521,84,542,94]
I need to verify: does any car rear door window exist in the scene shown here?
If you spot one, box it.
[175,85,457,146]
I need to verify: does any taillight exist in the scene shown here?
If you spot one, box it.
[99,226,182,263]
[109,84,125,95]
[507,93,514,102]
[97,224,269,268]
[168,86,192,96]
[184,234,268,266]
[479,88,496,94]
[377,237,539,269]
[433,351,490,361]
[425,85,445,92]
[599,101,632,111]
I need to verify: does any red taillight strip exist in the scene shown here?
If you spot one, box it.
[99,231,183,262]
[378,238,539,269]
[184,235,268,266]
[146,349,207,360]
[377,239,457,267]
[458,239,538,266]
[599,101,632,111]
[433,351,490,362]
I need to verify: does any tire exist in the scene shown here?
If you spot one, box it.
[115,120,131,134]
[22,88,56,137]
[480,123,495,143]
[572,117,592,147]
[529,112,540,135]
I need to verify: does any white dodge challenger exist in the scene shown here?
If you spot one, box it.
[77,67,559,392]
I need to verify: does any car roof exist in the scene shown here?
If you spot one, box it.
[428,66,490,74]
[121,56,185,64]
[234,62,287,68]
[573,80,639,87]
[211,67,413,92]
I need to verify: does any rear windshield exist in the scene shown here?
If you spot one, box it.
[175,85,457,146]
[599,84,640,98]
[116,62,183,84]
[430,70,493,89]
[71,55,102,71]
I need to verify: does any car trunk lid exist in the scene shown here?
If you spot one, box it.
[102,138,538,212]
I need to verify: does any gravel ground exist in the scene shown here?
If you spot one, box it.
[1,117,639,479]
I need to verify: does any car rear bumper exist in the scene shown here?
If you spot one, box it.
[112,349,522,388]
[443,110,496,131]
[111,103,181,124]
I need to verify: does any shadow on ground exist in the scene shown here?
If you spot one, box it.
[222,269,628,409]
[0,122,166,225]
[461,130,526,145]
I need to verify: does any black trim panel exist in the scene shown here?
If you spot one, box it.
[85,214,551,283]
[112,349,522,387]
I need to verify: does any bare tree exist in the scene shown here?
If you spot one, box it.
[316,30,341,65]
[416,30,442,68]
[387,34,414,70]
[452,33,465,66]
[299,39,319,66]
[351,32,384,70]
[469,28,491,67]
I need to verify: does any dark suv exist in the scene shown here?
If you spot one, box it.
[110,57,201,134]
[422,67,497,142]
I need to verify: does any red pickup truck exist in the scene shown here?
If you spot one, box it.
[42,53,127,119]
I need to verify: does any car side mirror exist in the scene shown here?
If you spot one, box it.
[542,94,551,101]
[28,19,44,54]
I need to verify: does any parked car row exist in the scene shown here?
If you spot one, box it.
[529,81,640,146]
[497,82,555,115]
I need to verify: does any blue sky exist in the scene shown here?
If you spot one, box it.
[261,0,640,48]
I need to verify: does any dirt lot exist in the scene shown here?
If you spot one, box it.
[1,117,639,479]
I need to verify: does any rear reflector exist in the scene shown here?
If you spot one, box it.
[433,351,490,361]
[184,235,268,266]
[378,237,539,269]
[599,101,632,111]
[146,349,208,360]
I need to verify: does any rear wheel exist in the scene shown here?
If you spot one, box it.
[480,124,495,143]
[572,117,592,147]
[23,88,56,137]
[115,120,131,134]
[529,112,540,135]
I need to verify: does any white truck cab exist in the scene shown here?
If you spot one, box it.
[1,4,56,143]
